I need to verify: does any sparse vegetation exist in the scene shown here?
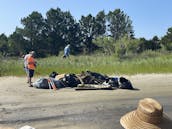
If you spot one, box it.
[1,52,172,76]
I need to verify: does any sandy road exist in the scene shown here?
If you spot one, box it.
[0,74,172,129]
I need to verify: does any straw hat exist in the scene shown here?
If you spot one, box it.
[120,98,172,129]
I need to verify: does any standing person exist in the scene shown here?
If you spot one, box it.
[63,44,70,58]
[23,52,31,83]
[27,51,36,87]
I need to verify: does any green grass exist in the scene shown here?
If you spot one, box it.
[1,53,172,76]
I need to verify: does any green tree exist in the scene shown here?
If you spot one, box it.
[136,38,148,53]
[46,8,80,55]
[21,11,47,57]
[8,27,29,56]
[79,14,96,53]
[161,27,172,51]
[59,11,81,54]
[107,9,134,41]
[137,36,161,53]
[0,33,8,56]
[150,36,161,50]
[79,11,106,53]
[46,8,66,55]
[95,10,106,37]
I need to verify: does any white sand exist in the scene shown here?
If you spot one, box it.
[0,74,172,129]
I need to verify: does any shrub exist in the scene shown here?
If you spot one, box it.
[93,36,115,55]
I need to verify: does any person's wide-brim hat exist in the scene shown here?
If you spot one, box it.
[120,98,172,129]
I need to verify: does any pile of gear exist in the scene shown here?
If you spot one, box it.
[32,71,134,90]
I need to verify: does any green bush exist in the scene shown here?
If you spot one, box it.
[114,36,139,57]
[93,36,115,55]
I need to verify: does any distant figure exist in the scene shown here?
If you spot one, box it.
[23,52,32,83]
[27,51,36,87]
[63,44,70,58]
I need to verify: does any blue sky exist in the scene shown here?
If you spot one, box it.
[0,0,172,39]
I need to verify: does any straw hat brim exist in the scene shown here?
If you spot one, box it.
[120,110,172,129]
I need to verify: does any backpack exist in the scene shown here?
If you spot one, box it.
[108,77,119,88]
[81,71,109,84]
[32,78,64,89]
[60,74,81,87]
[119,77,133,89]
[32,78,49,89]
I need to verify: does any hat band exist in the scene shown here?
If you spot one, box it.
[136,110,162,124]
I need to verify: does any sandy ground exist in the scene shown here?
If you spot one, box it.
[0,74,172,129]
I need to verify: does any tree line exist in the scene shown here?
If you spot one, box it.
[0,7,171,58]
